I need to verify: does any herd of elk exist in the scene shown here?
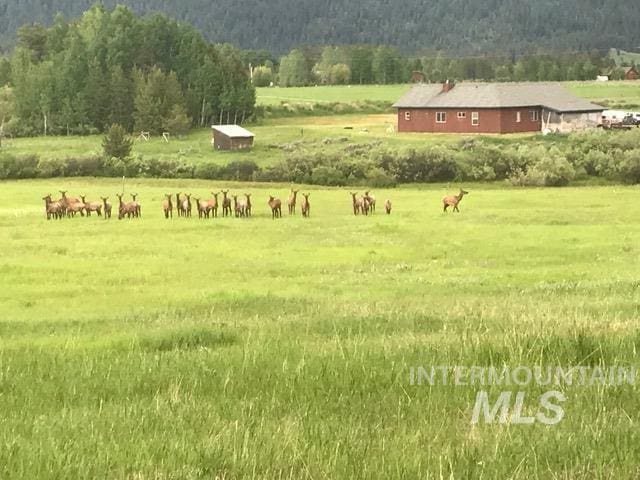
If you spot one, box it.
[116,193,141,219]
[350,191,393,216]
[42,191,138,220]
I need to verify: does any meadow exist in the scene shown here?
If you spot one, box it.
[1,178,640,478]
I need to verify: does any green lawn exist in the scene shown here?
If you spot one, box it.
[1,179,639,478]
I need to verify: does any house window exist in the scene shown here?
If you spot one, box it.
[530,110,540,121]
[516,111,521,123]
[436,112,447,123]
[457,112,466,119]
[471,112,479,126]
[404,111,411,121]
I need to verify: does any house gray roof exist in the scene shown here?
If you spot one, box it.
[211,124,255,138]
[393,83,604,113]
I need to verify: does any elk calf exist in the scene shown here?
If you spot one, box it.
[385,199,392,214]
[442,189,469,213]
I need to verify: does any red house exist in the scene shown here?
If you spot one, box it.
[393,82,603,134]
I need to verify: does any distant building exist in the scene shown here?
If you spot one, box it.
[623,66,639,81]
[393,82,604,134]
[211,125,255,150]
[410,71,426,83]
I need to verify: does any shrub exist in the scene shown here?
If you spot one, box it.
[0,153,39,179]
[618,149,640,184]
[365,167,397,188]
[311,166,346,186]
[102,124,133,160]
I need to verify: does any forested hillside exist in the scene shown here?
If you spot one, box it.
[0,0,638,54]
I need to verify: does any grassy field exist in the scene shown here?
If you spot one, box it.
[256,81,640,109]
[1,178,640,478]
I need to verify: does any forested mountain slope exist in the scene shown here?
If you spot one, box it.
[0,0,638,54]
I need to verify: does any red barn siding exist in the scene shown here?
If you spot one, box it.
[397,107,542,134]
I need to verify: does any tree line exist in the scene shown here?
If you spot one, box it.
[250,45,628,87]
[0,4,254,137]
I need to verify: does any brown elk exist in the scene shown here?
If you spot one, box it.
[361,196,370,216]
[181,194,192,217]
[207,192,219,218]
[232,195,246,218]
[268,195,282,219]
[116,193,137,219]
[244,193,252,217]
[42,194,63,220]
[175,193,184,217]
[287,189,299,215]
[442,189,469,213]
[130,193,141,217]
[301,193,310,217]
[162,194,173,219]
[195,197,209,218]
[80,195,102,217]
[350,192,364,215]
[221,190,232,217]
[101,197,112,219]
[385,199,392,214]
[364,191,376,213]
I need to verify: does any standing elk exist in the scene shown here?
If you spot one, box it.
[244,193,252,217]
[195,197,210,218]
[268,195,282,219]
[42,194,63,220]
[364,191,376,213]
[80,195,102,217]
[130,193,141,217]
[221,190,232,217]
[207,192,219,218]
[301,193,310,217]
[162,194,173,219]
[443,189,469,213]
[181,194,192,217]
[350,192,364,215]
[116,193,137,219]
[232,195,246,218]
[175,193,184,217]
[385,199,392,214]
[287,189,299,215]
[101,197,112,219]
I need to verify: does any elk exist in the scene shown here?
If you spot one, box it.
[287,189,299,215]
[232,195,246,218]
[80,195,102,217]
[350,192,364,215]
[130,193,141,217]
[361,195,370,216]
[244,193,252,217]
[101,197,112,219]
[42,194,63,220]
[181,194,192,217]
[221,190,232,217]
[116,193,137,219]
[301,193,310,217]
[162,194,173,219]
[385,199,392,214]
[195,197,210,218]
[364,191,376,213]
[268,195,282,219]
[66,201,86,217]
[207,192,219,218]
[442,189,469,213]
[175,193,184,217]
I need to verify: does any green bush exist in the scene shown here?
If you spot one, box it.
[365,167,397,188]
[0,153,39,179]
[311,166,346,186]
[618,149,640,184]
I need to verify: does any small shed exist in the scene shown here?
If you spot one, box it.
[623,66,639,81]
[211,125,255,151]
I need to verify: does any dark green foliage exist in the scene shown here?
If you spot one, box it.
[102,124,133,159]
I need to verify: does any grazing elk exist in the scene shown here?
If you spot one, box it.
[221,190,232,217]
[442,189,469,213]
[116,193,137,219]
[101,197,112,219]
[287,189,299,215]
[268,195,282,219]
[181,194,192,218]
[130,193,141,217]
[364,191,376,213]
[301,193,310,218]
[244,193,252,217]
[42,194,63,220]
[207,192,219,218]
[350,192,364,215]
[80,195,102,217]
[162,194,173,219]
[385,199,392,215]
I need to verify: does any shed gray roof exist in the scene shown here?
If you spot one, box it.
[211,124,255,138]
[393,83,604,113]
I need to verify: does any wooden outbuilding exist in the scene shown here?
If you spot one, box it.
[623,66,639,81]
[211,125,255,150]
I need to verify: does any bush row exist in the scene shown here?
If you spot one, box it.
[2,128,640,186]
